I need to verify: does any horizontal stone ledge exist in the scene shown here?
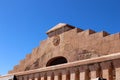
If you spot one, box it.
[2,52,120,77]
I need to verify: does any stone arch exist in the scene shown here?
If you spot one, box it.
[46,56,68,67]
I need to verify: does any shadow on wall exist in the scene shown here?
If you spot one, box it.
[46,56,68,67]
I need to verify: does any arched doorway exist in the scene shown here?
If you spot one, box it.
[46,56,67,67]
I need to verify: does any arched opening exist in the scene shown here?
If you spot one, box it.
[46,56,67,67]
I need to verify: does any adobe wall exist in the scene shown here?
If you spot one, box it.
[8,23,120,74]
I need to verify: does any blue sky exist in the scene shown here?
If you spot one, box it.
[0,0,120,75]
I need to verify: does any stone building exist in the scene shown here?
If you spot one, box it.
[0,23,120,80]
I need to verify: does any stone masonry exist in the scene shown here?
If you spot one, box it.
[8,23,120,74]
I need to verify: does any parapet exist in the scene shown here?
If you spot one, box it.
[46,23,75,37]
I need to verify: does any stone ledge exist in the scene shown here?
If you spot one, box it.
[46,23,75,34]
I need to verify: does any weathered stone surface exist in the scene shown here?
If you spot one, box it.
[9,23,120,74]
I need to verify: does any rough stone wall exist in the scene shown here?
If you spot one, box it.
[6,54,120,80]
[8,23,120,74]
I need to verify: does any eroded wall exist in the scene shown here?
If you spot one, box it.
[9,26,120,74]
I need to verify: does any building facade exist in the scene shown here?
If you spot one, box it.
[0,23,120,80]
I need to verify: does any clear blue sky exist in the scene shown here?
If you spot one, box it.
[0,0,120,75]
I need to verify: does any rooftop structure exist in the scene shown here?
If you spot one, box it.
[0,23,120,80]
